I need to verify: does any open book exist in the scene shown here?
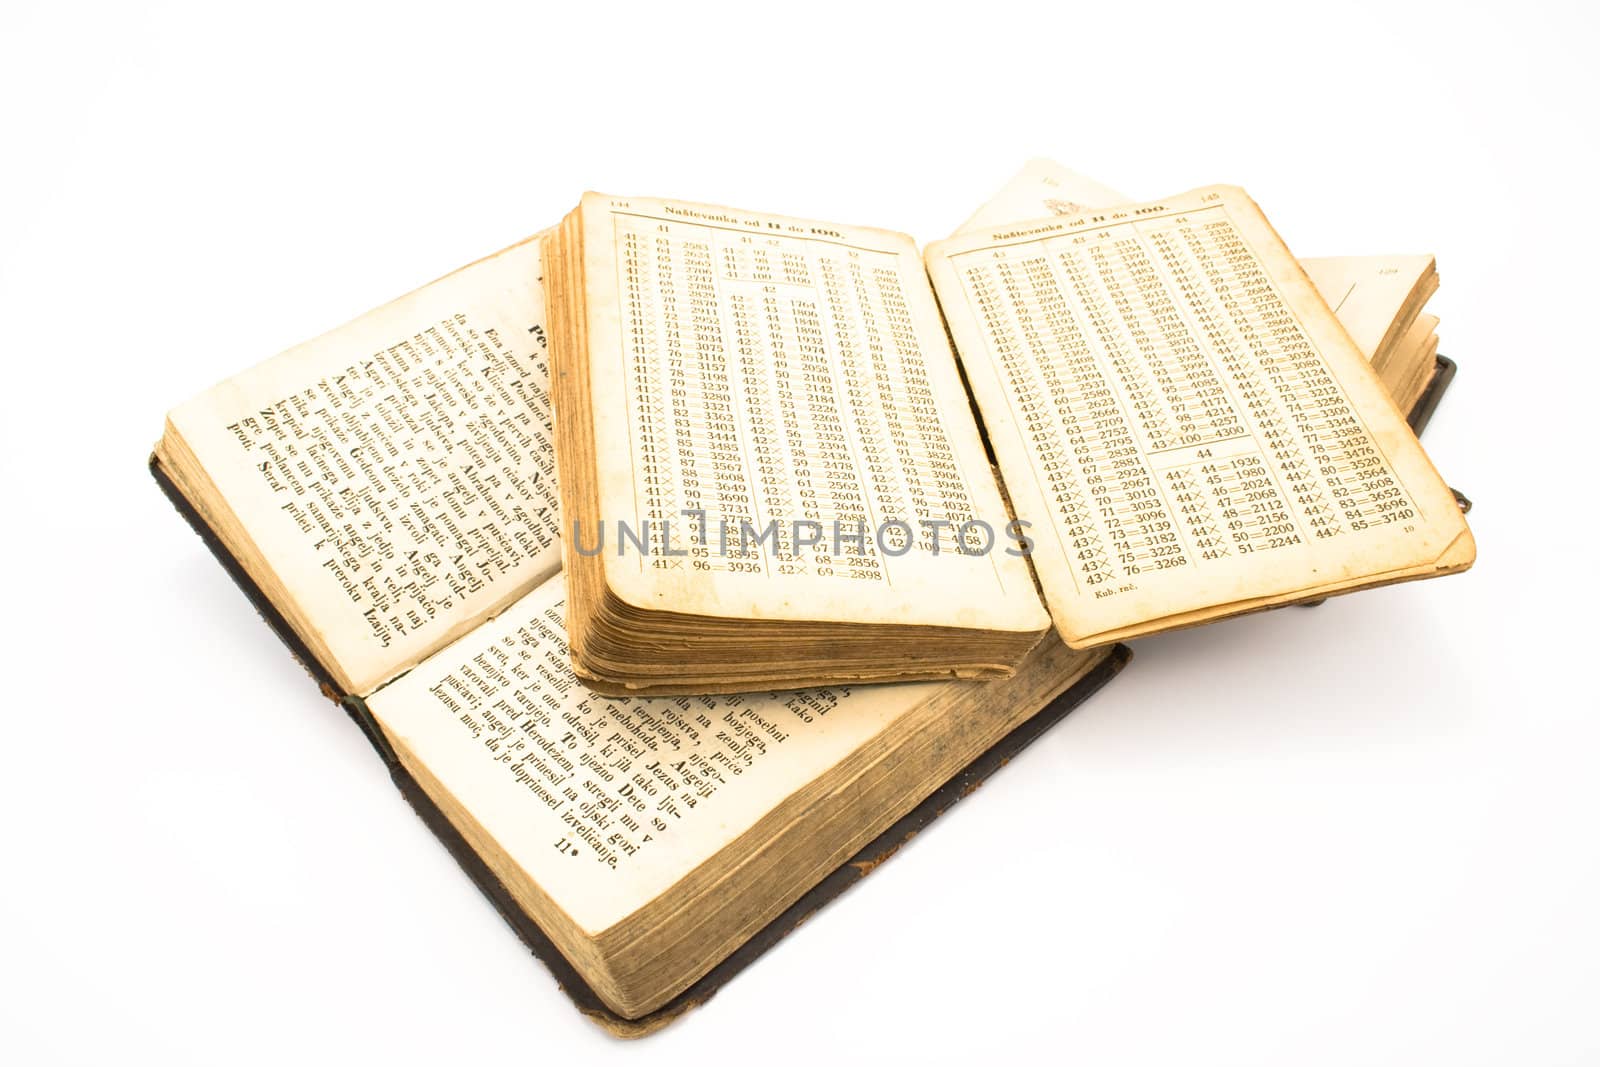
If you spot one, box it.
[153,166,1467,1034]
[544,186,1472,690]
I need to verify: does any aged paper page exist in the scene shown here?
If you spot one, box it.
[166,239,562,694]
[927,186,1470,645]
[574,193,1045,632]
[1298,254,1437,363]
[368,571,1102,936]
[956,161,1439,359]
[365,572,946,935]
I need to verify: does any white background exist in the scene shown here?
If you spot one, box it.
[3,1,1595,1063]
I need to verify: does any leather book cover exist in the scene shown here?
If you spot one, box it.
[1408,355,1456,437]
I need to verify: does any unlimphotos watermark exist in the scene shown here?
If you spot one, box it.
[569,511,1035,558]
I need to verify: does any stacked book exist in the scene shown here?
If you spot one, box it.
[153,160,1473,1035]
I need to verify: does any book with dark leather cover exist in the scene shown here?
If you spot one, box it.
[1409,355,1456,438]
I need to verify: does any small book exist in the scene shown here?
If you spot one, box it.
[543,186,1473,691]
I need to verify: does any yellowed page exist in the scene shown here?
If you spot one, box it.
[1386,313,1443,410]
[1398,313,1441,371]
[167,239,563,694]
[926,185,1471,646]
[958,159,1440,357]
[364,571,947,935]
[1299,254,1436,363]
[574,192,1045,633]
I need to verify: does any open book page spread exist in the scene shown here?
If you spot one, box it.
[926,185,1470,644]
[576,193,1044,631]
[166,240,563,693]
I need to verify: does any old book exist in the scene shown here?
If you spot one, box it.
[960,159,1447,413]
[545,186,1473,679]
[151,239,1125,1031]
